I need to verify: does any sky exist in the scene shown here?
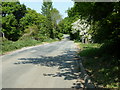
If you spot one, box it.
[20,0,74,18]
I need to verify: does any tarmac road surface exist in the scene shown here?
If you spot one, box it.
[1,37,80,88]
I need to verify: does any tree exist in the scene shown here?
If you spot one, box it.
[51,8,62,38]
[20,8,46,28]
[41,1,63,39]
[41,0,54,38]
[58,15,79,40]
[2,14,19,41]
[67,2,120,58]
[51,8,62,24]
[71,19,91,43]
[41,0,53,17]
[20,8,50,40]
[2,2,26,41]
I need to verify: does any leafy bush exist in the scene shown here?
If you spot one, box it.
[1,37,58,55]
[80,48,99,57]
[34,34,48,41]
[1,38,42,54]
[57,33,63,40]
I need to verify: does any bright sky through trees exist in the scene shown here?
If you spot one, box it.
[20,1,74,18]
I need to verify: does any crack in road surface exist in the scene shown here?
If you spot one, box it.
[1,38,81,88]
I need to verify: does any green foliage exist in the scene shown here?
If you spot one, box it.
[51,8,62,24]
[2,2,26,41]
[20,8,53,40]
[68,2,120,43]
[51,8,62,39]
[34,33,48,41]
[58,16,78,35]
[68,2,120,59]
[82,57,119,88]
[78,43,119,88]
[20,25,38,40]
[41,1,53,17]
[1,38,42,54]
[1,1,63,54]
[2,2,26,19]
[2,14,20,41]
[2,1,63,42]
[41,1,63,39]
[20,8,46,27]
[56,33,63,40]
[41,1,54,38]
[0,3,2,31]
[79,43,101,57]
[67,2,93,19]
[1,37,58,55]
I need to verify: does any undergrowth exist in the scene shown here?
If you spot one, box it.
[77,42,119,88]
[0,37,57,55]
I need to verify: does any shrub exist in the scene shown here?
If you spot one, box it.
[1,38,42,54]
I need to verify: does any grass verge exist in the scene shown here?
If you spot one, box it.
[77,42,119,88]
[0,38,57,55]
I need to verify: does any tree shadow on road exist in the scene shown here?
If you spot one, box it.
[14,50,80,82]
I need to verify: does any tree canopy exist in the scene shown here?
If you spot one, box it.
[41,1,62,39]
[2,1,63,41]
[66,2,120,59]
[2,2,26,41]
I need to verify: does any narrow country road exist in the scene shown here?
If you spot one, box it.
[1,36,80,88]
